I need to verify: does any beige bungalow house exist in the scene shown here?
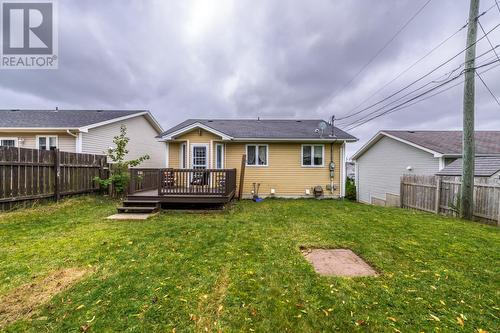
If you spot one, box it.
[0,109,166,168]
[157,119,357,199]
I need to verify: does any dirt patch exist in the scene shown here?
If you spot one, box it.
[302,249,377,277]
[0,267,90,328]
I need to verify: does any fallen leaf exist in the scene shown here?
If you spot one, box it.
[456,316,464,327]
[429,314,440,322]
[387,317,397,322]
[76,304,85,310]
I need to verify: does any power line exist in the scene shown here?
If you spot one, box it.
[337,42,500,128]
[344,59,500,131]
[333,3,499,121]
[335,22,500,122]
[337,21,467,120]
[318,0,434,111]
[478,20,500,61]
[476,71,500,107]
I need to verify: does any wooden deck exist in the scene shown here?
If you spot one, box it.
[127,188,235,204]
[126,168,237,204]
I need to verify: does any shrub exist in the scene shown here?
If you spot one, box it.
[94,125,150,197]
[345,177,357,201]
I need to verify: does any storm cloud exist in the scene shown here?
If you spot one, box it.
[1,0,499,155]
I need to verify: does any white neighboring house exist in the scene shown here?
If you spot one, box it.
[351,130,500,206]
[0,109,166,168]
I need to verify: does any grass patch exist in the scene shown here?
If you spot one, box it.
[0,196,498,332]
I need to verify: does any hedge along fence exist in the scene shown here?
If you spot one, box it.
[0,146,108,211]
[401,174,500,225]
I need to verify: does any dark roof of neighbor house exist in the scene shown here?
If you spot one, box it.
[383,130,500,155]
[159,119,357,141]
[436,157,500,177]
[0,109,147,128]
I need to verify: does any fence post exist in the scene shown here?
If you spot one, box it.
[435,176,441,214]
[54,149,60,202]
[497,193,500,226]
[399,177,404,208]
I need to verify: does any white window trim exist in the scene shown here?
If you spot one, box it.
[36,135,58,150]
[215,143,224,169]
[190,143,209,169]
[0,137,19,147]
[301,144,325,167]
[246,144,269,167]
[179,142,187,168]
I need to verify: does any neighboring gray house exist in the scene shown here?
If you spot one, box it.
[0,109,166,168]
[437,157,500,183]
[351,130,500,206]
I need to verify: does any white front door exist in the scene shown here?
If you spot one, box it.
[191,144,208,169]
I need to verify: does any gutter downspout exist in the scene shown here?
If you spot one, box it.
[66,130,81,153]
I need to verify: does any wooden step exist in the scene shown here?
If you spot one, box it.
[117,206,158,214]
[122,200,160,207]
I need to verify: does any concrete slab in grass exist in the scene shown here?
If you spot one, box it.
[302,248,377,277]
[107,213,157,220]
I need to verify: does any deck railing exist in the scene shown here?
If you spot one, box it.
[128,168,161,195]
[158,168,237,196]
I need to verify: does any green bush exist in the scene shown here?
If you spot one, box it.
[345,177,356,201]
[94,125,150,197]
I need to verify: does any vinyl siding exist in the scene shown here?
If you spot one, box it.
[0,132,76,152]
[356,136,440,204]
[175,129,222,169]
[225,142,341,198]
[168,128,343,198]
[168,142,181,168]
[81,115,166,168]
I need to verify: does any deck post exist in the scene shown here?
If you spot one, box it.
[238,155,246,200]
[157,169,162,196]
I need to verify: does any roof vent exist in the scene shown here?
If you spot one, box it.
[96,110,103,113]
[296,120,302,122]
[207,120,213,122]
[10,109,20,112]
[407,131,415,133]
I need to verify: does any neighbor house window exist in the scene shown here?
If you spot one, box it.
[180,143,187,168]
[302,145,324,167]
[246,144,268,166]
[0,137,18,147]
[215,143,224,169]
[37,136,58,151]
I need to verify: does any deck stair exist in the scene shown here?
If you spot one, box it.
[117,200,160,214]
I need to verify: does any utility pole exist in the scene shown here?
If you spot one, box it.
[461,0,480,220]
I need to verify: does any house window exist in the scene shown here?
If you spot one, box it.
[215,143,224,169]
[0,137,18,147]
[302,145,324,167]
[180,143,187,168]
[37,136,58,151]
[246,144,268,166]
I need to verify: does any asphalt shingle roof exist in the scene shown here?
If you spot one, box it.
[436,157,500,177]
[0,109,146,128]
[159,119,357,140]
[384,130,500,155]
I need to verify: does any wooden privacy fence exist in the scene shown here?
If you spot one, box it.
[128,168,160,195]
[0,146,108,211]
[401,174,500,224]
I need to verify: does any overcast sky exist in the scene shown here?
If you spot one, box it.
[1,0,499,156]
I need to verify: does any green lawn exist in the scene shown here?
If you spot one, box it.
[0,197,499,332]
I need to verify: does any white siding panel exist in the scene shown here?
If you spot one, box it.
[356,136,439,204]
[81,116,166,168]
